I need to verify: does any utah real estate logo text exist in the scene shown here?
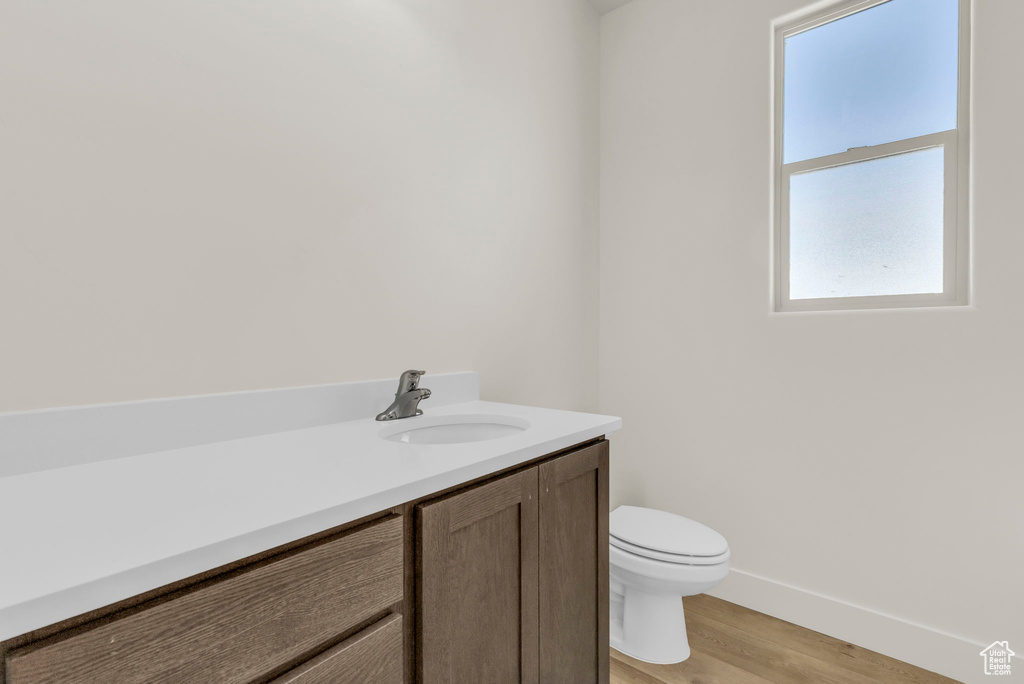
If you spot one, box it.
[980,641,1014,676]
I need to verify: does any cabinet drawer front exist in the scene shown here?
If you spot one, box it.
[272,613,403,684]
[7,516,404,684]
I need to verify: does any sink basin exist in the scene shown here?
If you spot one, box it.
[380,414,529,445]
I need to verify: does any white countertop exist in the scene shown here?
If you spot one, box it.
[0,400,620,641]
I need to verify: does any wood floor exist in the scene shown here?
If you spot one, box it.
[610,595,961,684]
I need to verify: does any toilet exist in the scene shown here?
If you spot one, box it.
[609,505,730,664]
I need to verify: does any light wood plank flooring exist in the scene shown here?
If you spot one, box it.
[610,595,961,684]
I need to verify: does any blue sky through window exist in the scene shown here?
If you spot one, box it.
[783,0,960,302]
[783,0,959,164]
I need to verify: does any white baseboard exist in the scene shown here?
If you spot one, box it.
[708,568,986,684]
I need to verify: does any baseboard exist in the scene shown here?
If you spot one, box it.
[708,568,986,684]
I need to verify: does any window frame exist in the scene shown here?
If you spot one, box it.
[772,0,971,313]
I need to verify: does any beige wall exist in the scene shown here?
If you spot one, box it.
[0,0,599,413]
[600,0,1023,680]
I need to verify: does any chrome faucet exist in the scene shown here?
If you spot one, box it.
[376,370,431,421]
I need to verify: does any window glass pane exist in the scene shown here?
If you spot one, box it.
[788,146,944,300]
[784,0,959,164]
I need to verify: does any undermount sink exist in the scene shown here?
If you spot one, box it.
[380,414,529,445]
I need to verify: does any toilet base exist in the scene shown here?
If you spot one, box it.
[610,587,691,665]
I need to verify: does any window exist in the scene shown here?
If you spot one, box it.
[774,0,969,312]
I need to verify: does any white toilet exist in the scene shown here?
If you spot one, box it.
[609,505,730,664]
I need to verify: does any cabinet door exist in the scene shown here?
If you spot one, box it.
[538,441,609,684]
[418,470,539,684]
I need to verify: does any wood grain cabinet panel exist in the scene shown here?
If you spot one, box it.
[418,469,540,684]
[271,614,403,684]
[418,440,610,684]
[6,517,404,684]
[538,441,610,684]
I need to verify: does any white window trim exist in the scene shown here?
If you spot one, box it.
[772,0,971,313]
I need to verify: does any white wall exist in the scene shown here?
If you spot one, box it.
[600,1,1024,681]
[0,0,599,413]
[590,0,637,16]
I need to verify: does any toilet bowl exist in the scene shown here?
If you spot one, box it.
[609,506,730,664]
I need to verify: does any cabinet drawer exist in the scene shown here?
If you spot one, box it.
[272,613,403,684]
[7,516,404,684]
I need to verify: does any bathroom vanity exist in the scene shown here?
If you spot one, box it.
[0,373,619,683]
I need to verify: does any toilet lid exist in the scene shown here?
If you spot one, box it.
[610,535,730,565]
[610,506,728,558]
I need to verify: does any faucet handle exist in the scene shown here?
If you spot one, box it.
[398,369,427,392]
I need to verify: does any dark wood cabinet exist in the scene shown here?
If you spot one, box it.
[417,441,609,684]
[538,442,609,684]
[1,439,609,684]
[417,468,539,684]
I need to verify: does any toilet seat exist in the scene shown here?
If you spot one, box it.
[610,535,731,565]
[610,505,729,565]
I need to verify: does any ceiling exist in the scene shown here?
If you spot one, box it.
[589,0,636,16]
